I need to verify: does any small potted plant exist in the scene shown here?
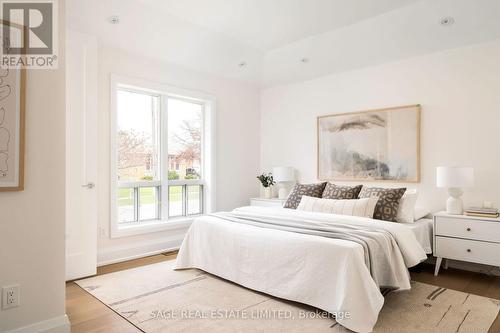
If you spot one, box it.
[256,173,275,199]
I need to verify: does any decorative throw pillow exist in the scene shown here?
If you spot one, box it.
[358,187,406,222]
[283,182,327,209]
[397,189,418,223]
[322,183,363,199]
[297,196,379,218]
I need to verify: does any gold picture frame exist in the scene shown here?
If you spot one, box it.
[317,104,421,183]
[0,20,26,191]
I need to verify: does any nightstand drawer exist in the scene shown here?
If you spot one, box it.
[435,236,500,266]
[435,216,500,243]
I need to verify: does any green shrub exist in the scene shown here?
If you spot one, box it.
[168,171,180,180]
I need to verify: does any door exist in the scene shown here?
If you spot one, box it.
[65,30,98,280]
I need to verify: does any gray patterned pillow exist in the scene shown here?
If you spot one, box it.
[283,182,327,209]
[358,187,406,222]
[322,183,363,200]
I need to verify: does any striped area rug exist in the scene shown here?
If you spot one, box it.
[76,260,499,332]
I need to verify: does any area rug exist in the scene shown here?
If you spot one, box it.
[76,260,499,332]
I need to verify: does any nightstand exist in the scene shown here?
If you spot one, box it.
[250,197,285,208]
[433,211,500,276]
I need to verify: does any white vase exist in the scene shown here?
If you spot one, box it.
[263,187,272,199]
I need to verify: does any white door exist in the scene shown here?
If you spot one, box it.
[65,30,98,281]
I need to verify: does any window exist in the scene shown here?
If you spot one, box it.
[111,76,215,237]
[116,89,160,223]
[167,98,203,217]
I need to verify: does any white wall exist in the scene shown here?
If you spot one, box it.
[97,47,261,264]
[0,3,68,333]
[261,40,500,212]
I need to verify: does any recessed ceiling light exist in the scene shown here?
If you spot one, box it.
[440,17,455,27]
[300,57,309,64]
[238,62,247,68]
[107,15,120,24]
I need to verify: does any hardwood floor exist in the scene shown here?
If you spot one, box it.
[66,253,177,333]
[66,253,500,333]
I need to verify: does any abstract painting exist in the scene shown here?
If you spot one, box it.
[0,21,25,191]
[317,105,420,182]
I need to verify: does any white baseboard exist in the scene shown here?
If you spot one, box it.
[5,315,70,333]
[97,235,184,266]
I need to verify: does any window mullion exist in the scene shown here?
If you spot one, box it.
[200,104,205,180]
[200,185,204,215]
[156,186,161,219]
[134,187,139,222]
[160,94,169,219]
[183,185,187,216]
[118,180,161,188]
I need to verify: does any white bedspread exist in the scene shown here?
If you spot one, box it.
[175,206,427,333]
[403,218,433,254]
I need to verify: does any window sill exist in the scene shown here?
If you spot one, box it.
[110,217,195,239]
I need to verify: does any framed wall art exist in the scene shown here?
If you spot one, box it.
[317,104,420,183]
[0,20,26,191]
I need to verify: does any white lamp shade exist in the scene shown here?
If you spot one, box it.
[273,167,295,182]
[436,167,474,188]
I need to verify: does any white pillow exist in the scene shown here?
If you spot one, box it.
[397,189,418,223]
[414,206,430,220]
[297,196,379,218]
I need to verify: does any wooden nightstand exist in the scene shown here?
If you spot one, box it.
[250,198,285,208]
[433,211,500,276]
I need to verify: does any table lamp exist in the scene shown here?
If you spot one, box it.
[273,167,295,199]
[436,166,474,215]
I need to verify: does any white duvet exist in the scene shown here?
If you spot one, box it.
[175,206,428,333]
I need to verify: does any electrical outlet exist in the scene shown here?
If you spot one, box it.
[2,285,20,309]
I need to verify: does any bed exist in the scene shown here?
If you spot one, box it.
[401,218,433,254]
[175,206,429,333]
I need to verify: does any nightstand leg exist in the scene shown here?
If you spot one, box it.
[434,257,442,276]
[443,259,449,269]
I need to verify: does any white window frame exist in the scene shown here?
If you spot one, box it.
[110,74,216,238]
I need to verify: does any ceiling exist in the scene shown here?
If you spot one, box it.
[67,0,500,87]
[138,0,419,51]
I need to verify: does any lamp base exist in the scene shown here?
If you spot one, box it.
[446,187,463,215]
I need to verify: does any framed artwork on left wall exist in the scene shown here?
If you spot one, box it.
[0,20,26,191]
